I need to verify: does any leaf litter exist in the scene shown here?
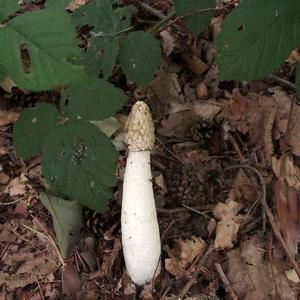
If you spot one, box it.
[1,0,300,299]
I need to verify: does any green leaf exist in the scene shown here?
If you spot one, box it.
[40,192,82,258]
[13,103,59,159]
[296,63,300,99]
[45,0,70,9]
[0,0,18,23]
[216,0,300,81]
[119,31,161,87]
[81,36,119,79]
[0,9,86,91]
[174,0,215,35]
[73,0,135,79]
[42,119,118,212]
[0,64,7,81]
[61,78,127,120]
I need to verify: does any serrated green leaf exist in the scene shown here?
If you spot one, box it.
[61,78,127,120]
[42,119,117,212]
[0,9,86,91]
[13,103,59,159]
[296,63,300,99]
[81,36,119,79]
[45,0,70,9]
[40,192,82,258]
[0,0,18,23]
[119,31,161,87]
[216,0,300,81]
[174,0,215,35]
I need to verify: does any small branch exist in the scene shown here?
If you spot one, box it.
[135,0,165,19]
[268,74,296,91]
[177,244,214,299]
[224,164,267,232]
[215,263,239,300]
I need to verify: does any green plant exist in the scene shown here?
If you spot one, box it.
[215,0,300,97]
[1,0,216,256]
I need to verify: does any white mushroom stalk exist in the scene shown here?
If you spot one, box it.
[121,101,161,286]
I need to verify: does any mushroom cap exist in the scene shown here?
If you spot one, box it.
[124,101,155,151]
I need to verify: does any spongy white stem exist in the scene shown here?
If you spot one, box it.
[121,151,161,285]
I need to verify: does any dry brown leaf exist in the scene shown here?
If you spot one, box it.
[4,176,26,196]
[0,172,9,185]
[182,52,209,76]
[66,0,89,11]
[160,29,175,56]
[0,110,19,126]
[229,95,246,121]
[272,155,300,190]
[165,236,205,279]
[213,200,242,250]
[0,77,16,93]
[16,255,48,274]
[193,101,222,122]
[0,227,17,243]
[227,236,298,299]
[62,263,82,298]
[275,177,299,256]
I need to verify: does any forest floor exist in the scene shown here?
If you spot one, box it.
[1,0,300,299]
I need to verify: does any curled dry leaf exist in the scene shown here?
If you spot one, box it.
[274,177,299,256]
[4,176,27,196]
[160,29,175,56]
[213,200,242,250]
[0,110,19,126]
[273,156,300,190]
[193,101,222,122]
[229,95,247,121]
[165,236,205,279]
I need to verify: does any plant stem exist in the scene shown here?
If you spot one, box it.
[148,9,176,33]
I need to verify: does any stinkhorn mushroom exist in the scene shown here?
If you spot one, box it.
[121,101,161,285]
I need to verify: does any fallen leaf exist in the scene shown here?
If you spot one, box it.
[0,172,9,185]
[165,236,205,279]
[0,77,16,93]
[62,263,82,298]
[213,200,242,250]
[160,29,175,56]
[0,110,19,126]
[4,177,26,196]
[285,269,300,283]
[66,0,89,11]
[229,95,246,121]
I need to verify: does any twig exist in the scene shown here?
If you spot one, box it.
[224,164,267,232]
[225,165,300,279]
[35,277,45,300]
[268,74,296,91]
[157,204,214,214]
[268,232,280,299]
[0,197,24,206]
[215,263,239,300]
[181,203,211,218]
[135,0,165,19]
[177,244,214,299]
[21,223,65,267]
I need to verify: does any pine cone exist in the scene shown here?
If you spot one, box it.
[165,162,208,206]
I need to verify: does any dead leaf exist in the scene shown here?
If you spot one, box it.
[275,177,299,256]
[0,110,19,126]
[0,172,9,185]
[16,255,47,274]
[182,52,209,76]
[160,29,175,56]
[66,0,89,11]
[227,236,297,299]
[0,227,17,243]
[229,95,246,121]
[14,200,29,217]
[285,269,300,283]
[213,200,242,249]
[62,263,82,298]
[0,77,16,93]
[4,176,26,196]
[193,101,222,122]
[165,236,205,279]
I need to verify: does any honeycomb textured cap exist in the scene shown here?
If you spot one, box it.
[124,101,155,151]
